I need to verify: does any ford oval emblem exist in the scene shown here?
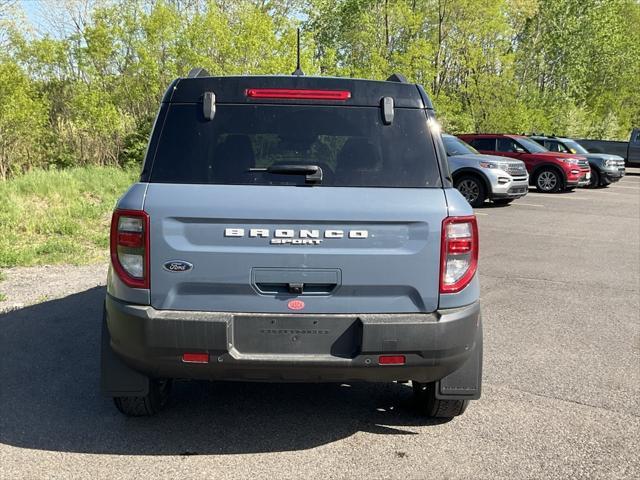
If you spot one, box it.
[163,260,193,272]
[287,299,305,311]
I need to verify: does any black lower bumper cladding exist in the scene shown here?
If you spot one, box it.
[102,296,482,400]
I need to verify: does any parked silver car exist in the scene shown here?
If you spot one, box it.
[443,134,529,207]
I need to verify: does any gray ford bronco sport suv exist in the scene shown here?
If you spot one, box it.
[101,70,482,418]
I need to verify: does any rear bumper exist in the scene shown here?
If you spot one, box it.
[104,295,482,387]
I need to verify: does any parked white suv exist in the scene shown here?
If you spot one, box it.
[443,134,529,207]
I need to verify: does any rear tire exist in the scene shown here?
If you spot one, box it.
[492,198,514,206]
[534,168,562,193]
[412,381,469,418]
[114,379,172,417]
[454,175,486,208]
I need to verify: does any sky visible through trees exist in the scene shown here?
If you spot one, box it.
[0,0,638,178]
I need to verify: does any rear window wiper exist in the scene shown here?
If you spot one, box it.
[249,164,323,184]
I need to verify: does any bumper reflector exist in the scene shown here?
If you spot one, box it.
[182,352,209,364]
[378,355,406,365]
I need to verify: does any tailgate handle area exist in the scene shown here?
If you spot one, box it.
[288,282,304,294]
[252,268,341,296]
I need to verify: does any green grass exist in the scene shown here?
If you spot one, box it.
[0,271,6,301]
[0,166,139,267]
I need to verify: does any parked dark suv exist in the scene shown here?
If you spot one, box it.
[458,134,590,193]
[530,135,625,188]
[101,70,483,418]
[577,128,640,167]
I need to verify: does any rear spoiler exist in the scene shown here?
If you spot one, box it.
[161,74,433,109]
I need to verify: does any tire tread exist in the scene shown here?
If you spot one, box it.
[113,379,171,417]
[413,381,470,419]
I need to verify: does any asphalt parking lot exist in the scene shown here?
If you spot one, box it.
[1,171,639,479]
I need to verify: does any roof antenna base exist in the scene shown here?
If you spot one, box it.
[292,28,304,76]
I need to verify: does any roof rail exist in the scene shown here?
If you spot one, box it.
[187,67,211,78]
[386,73,408,83]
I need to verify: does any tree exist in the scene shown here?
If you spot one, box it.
[0,0,638,179]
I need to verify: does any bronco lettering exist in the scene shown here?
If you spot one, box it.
[224,228,369,245]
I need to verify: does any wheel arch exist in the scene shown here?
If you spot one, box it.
[451,168,492,195]
[588,160,605,174]
[531,163,567,186]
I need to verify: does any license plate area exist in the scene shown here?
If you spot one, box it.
[233,315,362,358]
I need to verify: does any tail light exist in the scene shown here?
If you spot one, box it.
[110,209,150,289]
[440,216,478,293]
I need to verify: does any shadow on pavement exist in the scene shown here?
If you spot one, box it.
[0,288,444,456]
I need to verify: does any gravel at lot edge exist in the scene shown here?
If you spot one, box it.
[0,263,107,314]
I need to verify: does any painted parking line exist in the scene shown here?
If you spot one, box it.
[474,211,489,216]
[512,202,544,207]
[610,185,640,190]
[582,191,625,196]
[526,193,588,200]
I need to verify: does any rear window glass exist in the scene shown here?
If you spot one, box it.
[544,140,566,153]
[497,138,522,153]
[443,135,478,156]
[148,104,440,187]
[469,138,495,150]
[517,137,548,153]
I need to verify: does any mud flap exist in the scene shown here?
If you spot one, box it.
[435,317,482,400]
[101,308,149,397]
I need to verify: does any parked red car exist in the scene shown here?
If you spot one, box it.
[458,134,591,192]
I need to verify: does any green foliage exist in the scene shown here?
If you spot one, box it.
[515,0,640,138]
[0,166,138,267]
[0,0,638,180]
[0,55,50,178]
[306,0,639,138]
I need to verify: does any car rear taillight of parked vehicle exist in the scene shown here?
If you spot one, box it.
[110,209,149,289]
[440,216,479,293]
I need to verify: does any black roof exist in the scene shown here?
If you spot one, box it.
[162,75,433,109]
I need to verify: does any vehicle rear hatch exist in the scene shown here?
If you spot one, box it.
[144,185,446,313]
[142,76,447,314]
